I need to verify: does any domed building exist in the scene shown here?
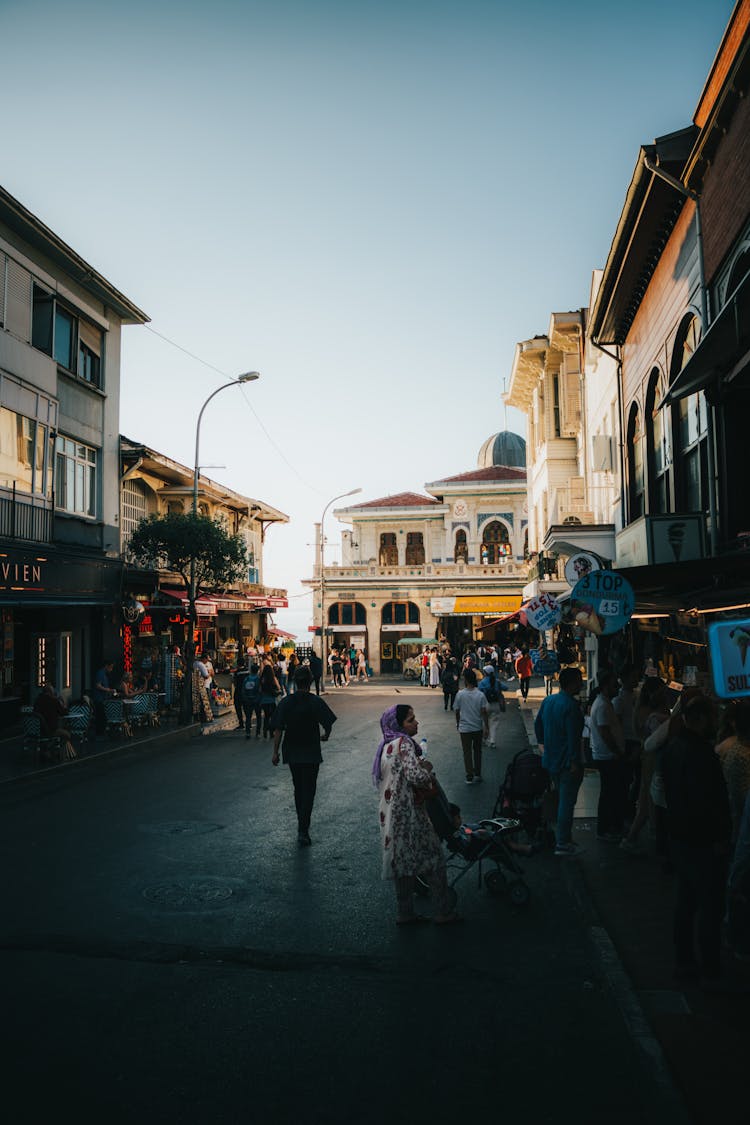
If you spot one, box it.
[307,429,529,671]
[477,430,527,470]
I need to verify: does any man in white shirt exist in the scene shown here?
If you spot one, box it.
[454,668,489,784]
[590,671,628,841]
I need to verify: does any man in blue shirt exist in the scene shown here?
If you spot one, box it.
[534,667,585,856]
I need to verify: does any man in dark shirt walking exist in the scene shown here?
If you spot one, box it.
[662,694,731,980]
[270,666,337,846]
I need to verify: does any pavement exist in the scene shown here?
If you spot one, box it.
[517,680,750,1125]
[2,674,746,1122]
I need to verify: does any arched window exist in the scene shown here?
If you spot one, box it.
[627,403,644,520]
[405,532,424,565]
[454,529,468,563]
[379,532,398,566]
[646,368,671,514]
[381,601,419,625]
[671,314,708,513]
[726,245,750,301]
[328,602,366,626]
[481,520,511,564]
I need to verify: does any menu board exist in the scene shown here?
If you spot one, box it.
[708,618,750,699]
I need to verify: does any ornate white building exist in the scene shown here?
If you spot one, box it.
[306,433,528,673]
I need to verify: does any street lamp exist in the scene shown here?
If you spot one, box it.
[192,372,260,515]
[186,371,260,718]
[320,487,361,687]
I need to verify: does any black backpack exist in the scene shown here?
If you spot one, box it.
[484,672,499,703]
[241,673,260,702]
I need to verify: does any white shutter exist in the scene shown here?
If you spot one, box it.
[5,258,31,341]
[560,352,581,436]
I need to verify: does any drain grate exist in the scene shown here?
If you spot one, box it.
[142,879,235,909]
[138,821,223,836]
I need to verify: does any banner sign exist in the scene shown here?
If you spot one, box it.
[569,570,635,636]
[708,618,750,698]
[523,592,562,631]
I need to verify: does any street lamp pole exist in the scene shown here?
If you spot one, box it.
[319,487,361,687]
[186,371,259,717]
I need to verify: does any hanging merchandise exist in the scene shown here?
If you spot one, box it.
[568,570,635,636]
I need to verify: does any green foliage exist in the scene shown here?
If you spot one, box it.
[128,512,249,599]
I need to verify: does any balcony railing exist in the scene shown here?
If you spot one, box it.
[0,489,53,543]
[321,562,522,580]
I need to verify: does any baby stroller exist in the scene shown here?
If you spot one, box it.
[492,748,554,849]
[422,784,531,906]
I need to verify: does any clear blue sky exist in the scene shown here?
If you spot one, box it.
[1,0,735,637]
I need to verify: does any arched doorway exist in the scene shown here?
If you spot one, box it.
[327,601,368,665]
[380,600,420,673]
[454,529,468,563]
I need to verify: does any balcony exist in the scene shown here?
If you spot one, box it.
[0,490,53,543]
[320,561,523,581]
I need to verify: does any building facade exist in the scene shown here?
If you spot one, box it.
[306,434,528,674]
[0,185,148,718]
[120,437,288,678]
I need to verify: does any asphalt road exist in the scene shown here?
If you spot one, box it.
[0,682,688,1124]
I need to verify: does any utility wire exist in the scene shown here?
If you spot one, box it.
[144,325,325,496]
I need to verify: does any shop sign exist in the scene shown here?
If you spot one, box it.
[569,570,635,636]
[381,624,420,632]
[431,595,522,615]
[0,558,45,587]
[563,553,599,586]
[708,618,750,698]
[523,592,562,631]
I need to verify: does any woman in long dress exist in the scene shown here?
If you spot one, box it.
[373,704,459,925]
[429,648,441,689]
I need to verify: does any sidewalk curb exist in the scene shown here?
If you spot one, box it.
[519,704,690,1120]
[0,720,212,789]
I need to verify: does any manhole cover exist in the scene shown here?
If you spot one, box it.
[142,879,234,909]
[138,821,223,836]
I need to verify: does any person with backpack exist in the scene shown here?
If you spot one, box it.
[242,663,262,739]
[271,666,337,846]
[233,660,249,730]
[478,663,506,748]
[441,658,460,711]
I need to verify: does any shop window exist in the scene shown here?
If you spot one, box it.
[454,529,468,563]
[31,283,103,388]
[0,406,50,496]
[670,314,708,514]
[405,532,424,565]
[481,520,511,564]
[55,435,97,518]
[379,532,398,565]
[626,403,644,520]
[646,369,671,514]
[328,602,366,625]
[381,601,419,625]
[122,479,149,548]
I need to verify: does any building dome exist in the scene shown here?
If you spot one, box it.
[477,430,526,469]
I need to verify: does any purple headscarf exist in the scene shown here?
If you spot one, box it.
[372,704,412,786]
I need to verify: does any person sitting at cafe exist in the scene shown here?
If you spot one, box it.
[33,683,76,759]
[118,672,144,697]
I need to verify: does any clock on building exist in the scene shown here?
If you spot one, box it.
[453,500,468,518]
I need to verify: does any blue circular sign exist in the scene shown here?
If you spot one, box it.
[569,570,635,636]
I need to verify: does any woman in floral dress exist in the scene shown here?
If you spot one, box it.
[373,704,459,925]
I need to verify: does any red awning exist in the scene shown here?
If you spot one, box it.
[160,587,218,618]
[267,626,297,640]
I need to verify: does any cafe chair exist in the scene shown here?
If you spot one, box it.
[21,711,63,763]
[143,692,160,727]
[102,698,132,739]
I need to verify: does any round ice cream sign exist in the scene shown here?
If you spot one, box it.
[569,570,635,636]
[708,618,750,699]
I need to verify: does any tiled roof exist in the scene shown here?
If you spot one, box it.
[429,466,527,485]
[349,491,442,509]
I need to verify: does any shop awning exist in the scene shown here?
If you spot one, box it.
[396,636,439,646]
[615,553,750,615]
[661,271,750,406]
[159,587,218,617]
[431,594,523,616]
[267,626,297,640]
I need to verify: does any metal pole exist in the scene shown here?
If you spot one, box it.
[319,488,362,687]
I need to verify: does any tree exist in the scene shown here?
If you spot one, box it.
[128,512,249,720]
